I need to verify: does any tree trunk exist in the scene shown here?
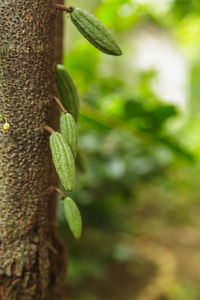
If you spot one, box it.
[55,0,64,64]
[0,0,66,299]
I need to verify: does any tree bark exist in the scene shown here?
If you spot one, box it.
[0,0,66,299]
[55,0,64,64]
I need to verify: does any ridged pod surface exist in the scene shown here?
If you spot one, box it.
[63,197,82,240]
[56,64,80,121]
[50,132,75,192]
[70,8,122,56]
[60,113,78,158]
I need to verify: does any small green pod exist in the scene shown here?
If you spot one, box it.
[50,132,75,192]
[63,197,82,240]
[56,64,80,121]
[70,8,122,56]
[60,113,78,159]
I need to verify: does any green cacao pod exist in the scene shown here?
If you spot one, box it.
[56,64,80,121]
[70,8,122,56]
[63,197,82,240]
[60,113,78,158]
[50,132,75,192]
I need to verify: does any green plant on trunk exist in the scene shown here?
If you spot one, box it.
[48,6,122,241]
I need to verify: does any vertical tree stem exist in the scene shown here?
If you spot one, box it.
[0,0,66,299]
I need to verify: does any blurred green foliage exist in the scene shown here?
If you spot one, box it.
[59,0,200,299]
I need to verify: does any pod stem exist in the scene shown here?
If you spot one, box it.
[55,4,73,13]
[51,186,67,199]
[44,125,55,134]
[54,97,67,114]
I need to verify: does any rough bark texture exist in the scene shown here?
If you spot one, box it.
[55,0,64,64]
[0,0,66,299]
